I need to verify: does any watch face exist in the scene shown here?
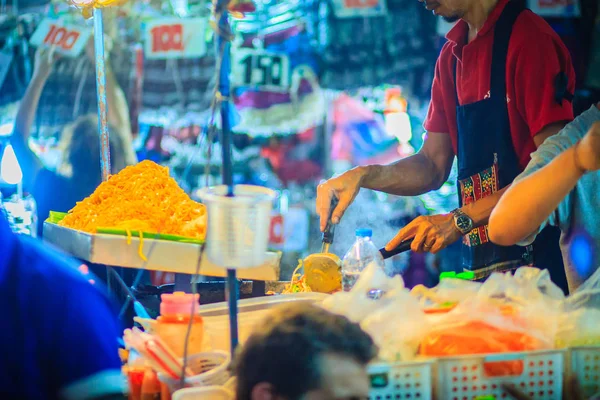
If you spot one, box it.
[456,215,472,232]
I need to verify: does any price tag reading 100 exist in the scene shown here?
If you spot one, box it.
[233,50,290,89]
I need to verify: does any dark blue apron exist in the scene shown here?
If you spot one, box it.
[454,0,566,283]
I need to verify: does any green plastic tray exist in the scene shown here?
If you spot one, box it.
[46,211,204,245]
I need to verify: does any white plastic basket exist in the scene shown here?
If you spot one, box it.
[436,350,564,400]
[568,346,600,397]
[197,185,275,268]
[172,387,234,400]
[368,360,433,400]
[158,351,231,393]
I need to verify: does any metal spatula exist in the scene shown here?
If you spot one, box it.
[303,197,342,293]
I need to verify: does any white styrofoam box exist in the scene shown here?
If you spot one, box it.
[436,350,564,400]
[368,360,433,400]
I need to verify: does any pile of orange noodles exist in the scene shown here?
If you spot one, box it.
[59,160,207,239]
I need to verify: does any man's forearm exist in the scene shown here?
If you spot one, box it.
[489,147,583,246]
[358,152,447,197]
[461,185,510,228]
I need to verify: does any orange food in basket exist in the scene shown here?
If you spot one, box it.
[59,160,207,239]
[419,320,548,376]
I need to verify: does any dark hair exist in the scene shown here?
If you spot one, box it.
[58,114,128,188]
[233,302,377,400]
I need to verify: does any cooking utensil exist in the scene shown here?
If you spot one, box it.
[303,197,342,293]
[379,239,412,259]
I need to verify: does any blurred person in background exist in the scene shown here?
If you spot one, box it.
[489,104,600,292]
[317,0,576,291]
[11,42,137,237]
[233,302,377,400]
[0,211,126,399]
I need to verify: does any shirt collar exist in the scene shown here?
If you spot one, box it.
[446,0,512,48]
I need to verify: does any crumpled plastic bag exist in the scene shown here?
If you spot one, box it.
[411,278,481,311]
[321,262,429,362]
[557,267,600,347]
[418,267,562,376]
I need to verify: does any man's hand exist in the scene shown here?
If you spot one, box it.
[316,168,365,231]
[576,122,600,172]
[33,46,60,79]
[385,213,462,254]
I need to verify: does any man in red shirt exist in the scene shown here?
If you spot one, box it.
[316,0,575,286]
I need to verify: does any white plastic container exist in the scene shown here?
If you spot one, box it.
[197,185,276,268]
[436,350,564,400]
[568,346,600,398]
[367,360,433,400]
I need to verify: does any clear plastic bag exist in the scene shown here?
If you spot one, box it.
[557,267,600,347]
[321,262,430,361]
[418,267,562,375]
[411,278,481,311]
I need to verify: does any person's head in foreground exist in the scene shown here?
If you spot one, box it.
[234,302,377,400]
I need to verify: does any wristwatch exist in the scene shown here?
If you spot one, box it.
[451,209,474,235]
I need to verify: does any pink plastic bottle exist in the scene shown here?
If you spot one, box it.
[155,292,204,357]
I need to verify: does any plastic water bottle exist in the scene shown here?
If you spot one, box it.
[342,228,385,294]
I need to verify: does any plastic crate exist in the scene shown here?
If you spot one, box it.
[368,360,433,400]
[436,350,564,400]
[568,346,600,397]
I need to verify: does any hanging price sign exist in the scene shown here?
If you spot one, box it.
[331,0,387,18]
[29,19,92,58]
[269,214,284,246]
[232,49,290,90]
[528,0,580,17]
[144,18,208,60]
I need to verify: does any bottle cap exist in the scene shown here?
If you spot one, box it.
[356,228,373,238]
[160,291,200,316]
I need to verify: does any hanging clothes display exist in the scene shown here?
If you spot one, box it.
[331,93,399,166]
[139,54,216,127]
[313,0,437,99]
[33,45,132,137]
[231,1,325,137]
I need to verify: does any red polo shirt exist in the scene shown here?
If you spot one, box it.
[424,0,575,169]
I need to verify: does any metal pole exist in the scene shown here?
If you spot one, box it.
[93,8,111,181]
[215,3,238,355]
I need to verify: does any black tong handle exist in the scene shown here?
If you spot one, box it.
[379,240,412,259]
[322,197,339,245]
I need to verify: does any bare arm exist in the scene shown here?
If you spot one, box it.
[105,63,137,166]
[359,131,455,196]
[384,122,568,253]
[11,48,56,190]
[86,40,137,166]
[489,121,600,246]
[459,121,567,227]
[317,132,454,230]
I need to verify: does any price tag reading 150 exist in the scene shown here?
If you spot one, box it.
[232,49,290,90]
